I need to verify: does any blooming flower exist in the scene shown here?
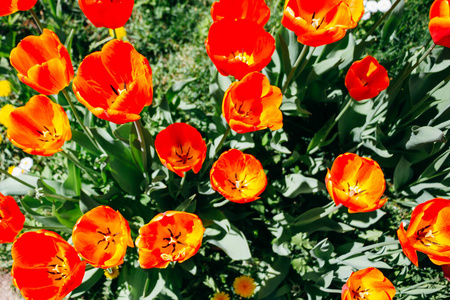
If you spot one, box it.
[72,206,134,269]
[8,166,25,177]
[104,266,120,280]
[0,80,12,97]
[345,55,389,101]
[154,123,207,177]
[377,0,392,12]
[12,230,87,300]
[211,291,231,300]
[135,211,205,269]
[233,275,256,298]
[223,71,283,133]
[211,0,271,26]
[0,0,37,17]
[10,29,74,95]
[18,157,33,172]
[78,0,134,29]
[205,18,275,80]
[397,198,450,266]
[325,153,387,213]
[365,0,379,13]
[281,0,365,47]
[210,149,267,203]
[7,95,72,156]
[0,193,25,243]
[341,267,395,300]
[0,104,16,127]
[73,39,153,124]
[429,0,450,48]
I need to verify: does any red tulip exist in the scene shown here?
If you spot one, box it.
[0,0,37,17]
[154,123,207,177]
[12,230,86,300]
[0,193,25,243]
[73,39,153,124]
[205,18,275,80]
[429,0,450,47]
[78,0,134,29]
[10,29,74,95]
[345,56,389,101]
[341,267,395,300]
[211,0,271,26]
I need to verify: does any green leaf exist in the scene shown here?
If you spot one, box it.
[71,268,104,298]
[307,115,337,153]
[52,200,83,228]
[91,128,144,195]
[113,123,132,142]
[71,130,103,156]
[166,77,197,103]
[381,0,404,44]
[405,126,446,150]
[20,196,69,230]
[0,175,37,195]
[394,156,413,191]
[282,173,325,198]
[79,190,101,214]
[347,209,386,229]
[257,256,291,299]
[63,159,81,197]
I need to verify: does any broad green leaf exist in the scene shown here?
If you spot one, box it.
[381,0,404,44]
[282,173,325,198]
[347,209,386,229]
[257,256,291,299]
[0,175,37,195]
[52,200,83,228]
[70,268,104,298]
[405,126,446,150]
[71,130,103,156]
[166,77,197,103]
[63,159,81,197]
[394,156,413,191]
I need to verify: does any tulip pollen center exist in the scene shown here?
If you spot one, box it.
[162,228,184,254]
[37,126,60,142]
[97,227,120,250]
[416,225,440,247]
[231,51,254,65]
[175,145,193,165]
[352,286,370,299]
[345,181,365,197]
[110,83,127,102]
[47,255,69,283]
[227,173,249,193]
[311,12,325,29]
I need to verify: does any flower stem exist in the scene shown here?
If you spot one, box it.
[360,0,403,44]
[293,203,342,226]
[0,168,35,189]
[29,8,43,34]
[62,88,103,152]
[60,149,98,181]
[43,193,78,203]
[334,95,353,123]
[281,45,310,94]
[23,224,65,230]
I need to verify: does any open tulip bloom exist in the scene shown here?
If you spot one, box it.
[0,193,25,244]
[72,206,134,269]
[397,198,450,267]
[429,0,450,48]
[7,95,72,156]
[0,0,37,17]
[325,153,387,213]
[73,39,153,124]
[205,18,275,80]
[135,211,205,269]
[78,0,134,29]
[10,29,74,95]
[12,230,87,300]
[345,55,389,101]
[341,267,396,300]
[210,149,267,203]
[154,123,207,177]
[282,0,365,47]
[223,71,283,133]
[211,0,271,26]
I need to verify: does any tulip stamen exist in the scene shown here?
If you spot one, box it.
[110,84,119,96]
[175,146,193,164]
[416,225,440,247]
[311,12,325,30]
[352,286,370,299]
[231,50,254,65]
[162,229,184,253]
[47,255,69,282]
[97,227,118,250]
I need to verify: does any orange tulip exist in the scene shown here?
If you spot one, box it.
[211,0,271,26]
[429,0,450,48]
[325,153,387,213]
[154,123,207,177]
[7,95,72,156]
[210,149,267,203]
[72,206,134,269]
[78,0,134,29]
[10,29,74,95]
[397,198,450,267]
[281,0,364,47]
[0,193,25,243]
[0,0,37,16]
[73,39,153,124]
[205,18,275,80]
[12,230,86,300]
[345,56,389,101]
[135,211,205,269]
[223,71,283,133]
[341,267,395,300]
